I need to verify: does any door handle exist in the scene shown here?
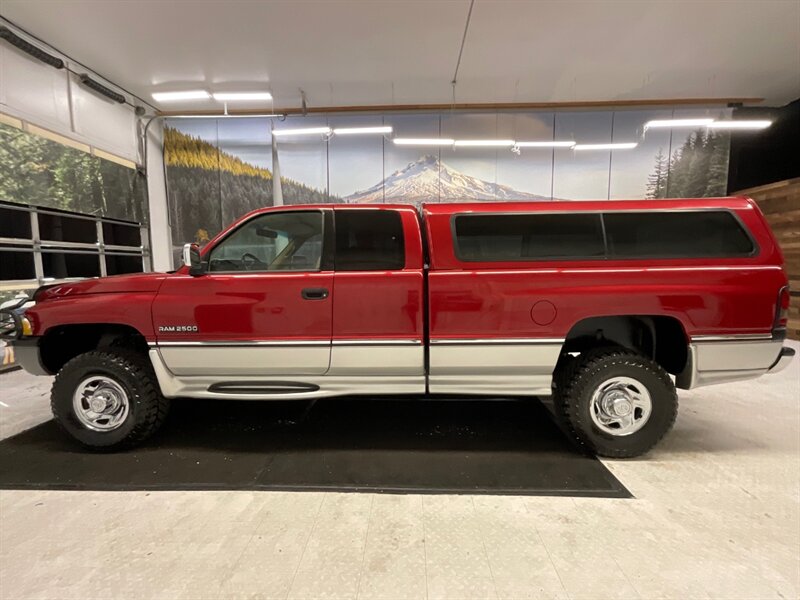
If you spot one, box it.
[301,287,329,300]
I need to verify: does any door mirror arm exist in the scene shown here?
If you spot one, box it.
[182,243,205,277]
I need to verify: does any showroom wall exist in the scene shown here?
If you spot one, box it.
[164,107,733,255]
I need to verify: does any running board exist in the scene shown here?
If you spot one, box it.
[207,381,320,395]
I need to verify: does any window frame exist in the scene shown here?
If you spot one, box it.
[449,208,759,263]
[204,208,333,275]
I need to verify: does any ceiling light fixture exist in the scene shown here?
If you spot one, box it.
[573,142,638,150]
[454,139,515,147]
[706,120,772,130]
[333,126,393,135]
[644,118,714,130]
[514,141,576,148]
[272,127,332,137]
[152,90,211,102]
[393,138,455,146]
[212,92,273,101]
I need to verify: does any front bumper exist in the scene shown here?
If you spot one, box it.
[9,337,50,376]
[767,347,796,374]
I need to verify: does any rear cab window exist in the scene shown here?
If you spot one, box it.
[335,210,405,271]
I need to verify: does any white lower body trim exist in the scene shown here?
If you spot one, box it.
[428,340,563,396]
[150,349,425,399]
[157,345,330,376]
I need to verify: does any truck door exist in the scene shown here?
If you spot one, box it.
[151,209,333,378]
[329,207,425,393]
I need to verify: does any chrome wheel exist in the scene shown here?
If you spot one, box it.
[589,376,652,436]
[72,376,130,432]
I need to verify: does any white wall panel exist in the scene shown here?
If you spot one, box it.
[0,44,71,132]
[0,33,141,163]
[70,72,138,160]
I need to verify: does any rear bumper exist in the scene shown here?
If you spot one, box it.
[767,347,796,374]
[676,335,792,389]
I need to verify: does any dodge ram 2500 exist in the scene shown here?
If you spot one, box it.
[2,198,794,457]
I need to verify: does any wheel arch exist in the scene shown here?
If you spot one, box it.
[559,314,690,375]
[39,323,150,375]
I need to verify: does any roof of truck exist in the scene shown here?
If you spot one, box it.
[421,197,755,214]
[248,197,755,213]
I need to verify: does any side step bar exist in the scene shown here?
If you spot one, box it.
[207,381,320,395]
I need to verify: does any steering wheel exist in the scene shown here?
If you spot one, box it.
[241,252,262,270]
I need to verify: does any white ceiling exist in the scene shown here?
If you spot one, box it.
[2,0,799,112]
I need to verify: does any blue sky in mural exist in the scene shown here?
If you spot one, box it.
[166,106,731,201]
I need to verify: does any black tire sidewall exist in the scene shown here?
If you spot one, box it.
[566,353,678,458]
[52,352,150,448]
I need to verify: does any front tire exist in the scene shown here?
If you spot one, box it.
[554,347,678,458]
[51,349,169,450]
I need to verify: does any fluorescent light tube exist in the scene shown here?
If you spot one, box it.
[333,126,393,135]
[393,138,455,146]
[454,139,515,147]
[644,118,714,129]
[272,127,332,137]
[212,92,273,101]
[514,141,576,148]
[573,142,638,150]
[152,90,210,102]
[707,120,772,130]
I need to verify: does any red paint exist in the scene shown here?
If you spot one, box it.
[25,197,788,348]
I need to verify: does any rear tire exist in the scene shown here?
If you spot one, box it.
[51,349,169,450]
[553,347,678,458]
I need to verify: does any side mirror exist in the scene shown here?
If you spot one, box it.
[182,243,204,277]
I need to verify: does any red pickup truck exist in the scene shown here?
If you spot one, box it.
[2,198,794,457]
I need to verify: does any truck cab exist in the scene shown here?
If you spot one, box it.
[3,198,794,457]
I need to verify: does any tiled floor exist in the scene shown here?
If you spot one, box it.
[1,342,798,599]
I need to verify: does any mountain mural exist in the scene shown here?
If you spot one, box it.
[344,155,551,203]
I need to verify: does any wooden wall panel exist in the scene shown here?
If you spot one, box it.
[736,178,800,341]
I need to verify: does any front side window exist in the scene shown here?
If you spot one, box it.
[208,211,323,272]
[453,213,605,262]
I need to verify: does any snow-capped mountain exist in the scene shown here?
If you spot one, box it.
[343,155,551,203]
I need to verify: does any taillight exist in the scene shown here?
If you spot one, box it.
[775,286,790,330]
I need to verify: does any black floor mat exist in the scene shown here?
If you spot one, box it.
[0,398,630,497]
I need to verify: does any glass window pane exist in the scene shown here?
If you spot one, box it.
[604,211,754,258]
[0,207,32,240]
[0,250,35,280]
[208,211,323,272]
[38,213,97,244]
[102,222,141,247]
[42,252,101,279]
[453,213,605,261]
[105,254,143,276]
[334,210,405,271]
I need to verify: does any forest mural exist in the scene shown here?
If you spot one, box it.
[645,129,730,199]
[164,107,733,262]
[0,122,146,223]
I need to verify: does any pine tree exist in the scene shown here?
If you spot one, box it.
[704,130,730,196]
[646,148,668,199]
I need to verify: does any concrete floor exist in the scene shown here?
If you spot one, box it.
[0,342,798,600]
